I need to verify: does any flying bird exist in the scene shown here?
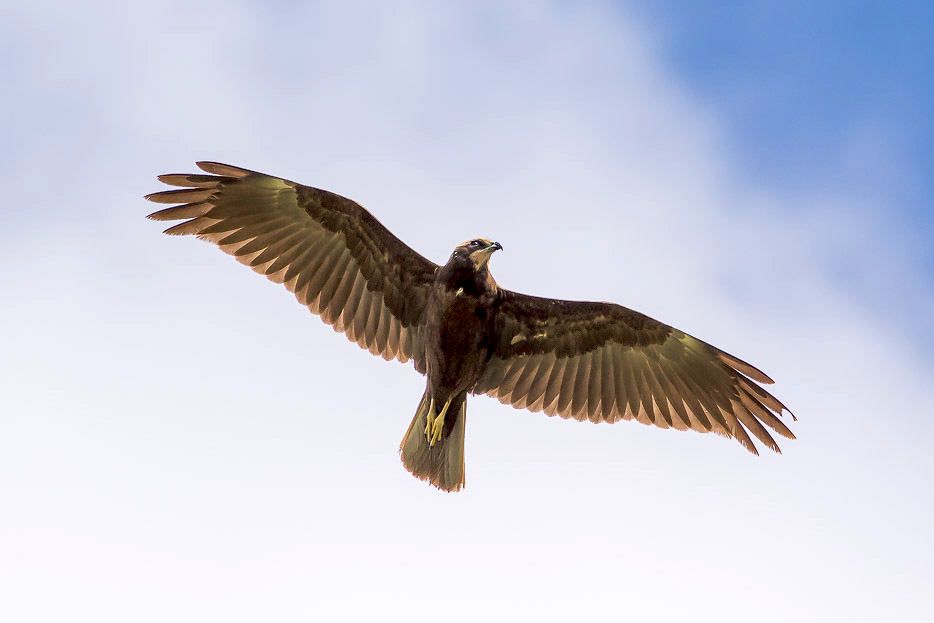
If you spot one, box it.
[146,162,795,491]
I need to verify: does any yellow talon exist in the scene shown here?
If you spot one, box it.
[424,398,436,437]
[426,396,453,447]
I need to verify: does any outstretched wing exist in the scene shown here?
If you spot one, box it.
[146,162,438,368]
[472,291,795,454]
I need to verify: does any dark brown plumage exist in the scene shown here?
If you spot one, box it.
[146,162,795,492]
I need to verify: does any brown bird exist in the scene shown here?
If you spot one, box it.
[146,162,795,491]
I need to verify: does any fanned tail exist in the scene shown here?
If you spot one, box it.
[399,388,467,492]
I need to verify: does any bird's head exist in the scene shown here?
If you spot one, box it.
[453,238,503,270]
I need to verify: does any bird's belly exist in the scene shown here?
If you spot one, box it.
[426,303,490,396]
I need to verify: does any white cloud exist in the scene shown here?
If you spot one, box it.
[1,2,931,621]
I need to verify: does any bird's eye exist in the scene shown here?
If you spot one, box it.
[470,240,482,248]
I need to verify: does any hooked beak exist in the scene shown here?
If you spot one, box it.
[471,240,503,269]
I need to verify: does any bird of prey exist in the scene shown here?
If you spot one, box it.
[146,162,795,492]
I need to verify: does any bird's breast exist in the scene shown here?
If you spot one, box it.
[424,288,498,396]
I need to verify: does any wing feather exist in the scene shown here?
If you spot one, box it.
[336,270,366,334]
[329,257,359,323]
[732,400,779,453]
[235,223,302,258]
[633,364,657,426]
[571,352,592,418]
[619,354,644,422]
[157,173,233,188]
[509,354,541,409]
[598,347,616,422]
[313,247,353,314]
[667,364,710,430]
[363,294,382,355]
[654,358,693,430]
[473,290,794,453]
[607,347,629,422]
[387,315,402,361]
[542,356,568,416]
[267,236,315,279]
[500,358,526,400]
[146,201,213,221]
[556,356,579,418]
[642,362,672,427]
[146,162,437,366]
[353,289,375,345]
[374,301,392,359]
[297,239,341,303]
[250,226,306,267]
[526,352,556,411]
[196,161,252,177]
[678,371,716,431]
[146,188,216,204]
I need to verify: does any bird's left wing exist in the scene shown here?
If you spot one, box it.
[146,162,438,368]
[472,290,795,453]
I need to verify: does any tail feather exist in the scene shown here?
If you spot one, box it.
[400,389,467,492]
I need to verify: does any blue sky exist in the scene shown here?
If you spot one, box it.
[1,1,932,621]
[634,1,934,356]
[635,2,933,200]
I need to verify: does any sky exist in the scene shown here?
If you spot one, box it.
[1,1,932,621]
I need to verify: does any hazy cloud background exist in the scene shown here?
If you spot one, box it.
[2,1,931,621]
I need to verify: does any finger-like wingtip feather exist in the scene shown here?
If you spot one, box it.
[196,161,252,177]
[717,351,775,384]
[145,202,212,222]
[157,173,226,188]
[144,188,215,204]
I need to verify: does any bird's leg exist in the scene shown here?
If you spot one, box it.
[426,396,453,447]
[424,398,437,438]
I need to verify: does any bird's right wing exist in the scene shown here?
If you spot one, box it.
[146,162,438,369]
